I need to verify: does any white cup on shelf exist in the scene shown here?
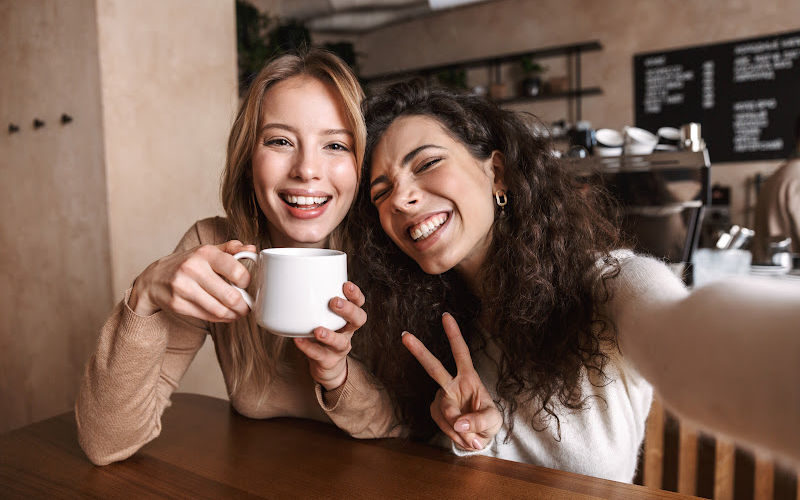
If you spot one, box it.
[595,128,624,156]
[623,126,658,156]
[691,248,752,288]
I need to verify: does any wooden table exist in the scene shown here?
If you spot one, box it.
[0,393,694,499]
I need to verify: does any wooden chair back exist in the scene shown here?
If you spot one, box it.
[641,397,799,499]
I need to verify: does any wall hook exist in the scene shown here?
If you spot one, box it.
[8,124,20,134]
[33,118,45,129]
[60,113,73,124]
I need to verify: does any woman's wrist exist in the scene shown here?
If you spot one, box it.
[320,358,348,392]
[129,277,160,316]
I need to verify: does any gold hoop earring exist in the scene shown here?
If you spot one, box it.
[494,189,508,210]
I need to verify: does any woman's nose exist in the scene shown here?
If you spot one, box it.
[289,149,322,181]
[389,182,419,213]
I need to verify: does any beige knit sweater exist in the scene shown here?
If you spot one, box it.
[75,217,399,466]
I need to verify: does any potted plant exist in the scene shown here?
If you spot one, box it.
[236,0,271,96]
[519,56,546,97]
[435,68,468,91]
[236,1,362,94]
[235,1,312,96]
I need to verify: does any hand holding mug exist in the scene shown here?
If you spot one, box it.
[129,240,256,321]
[294,281,367,390]
[231,248,360,391]
[402,313,503,451]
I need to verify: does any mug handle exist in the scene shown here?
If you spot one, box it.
[232,251,258,309]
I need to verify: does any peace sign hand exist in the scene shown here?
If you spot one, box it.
[401,313,503,451]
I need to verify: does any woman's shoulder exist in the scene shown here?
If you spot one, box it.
[194,216,233,245]
[605,250,685,290]
[175,216,233,251]
[599,250,688,315]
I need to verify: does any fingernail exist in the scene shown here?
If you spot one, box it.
[319,330,328,339]
[455,420,469,432]
[401,331,408,337]
[442,311,449,318]
[333,298,343,309]
[472,438,482,450]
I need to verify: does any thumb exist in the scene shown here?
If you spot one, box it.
[454,405,502,438]
[218,240,243,255]
[219,240,257,255]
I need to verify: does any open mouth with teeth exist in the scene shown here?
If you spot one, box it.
[281,194,331,210]
[409,213,449,241]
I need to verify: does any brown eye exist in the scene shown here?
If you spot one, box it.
[326,142,351,152]
[265,138,291,147]
[416,158,441,174]
[371,188,390,204]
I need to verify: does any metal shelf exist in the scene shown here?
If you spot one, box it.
[497,87,602,105]
[563,149,711,174]
[362,41,602,83]
[362,41,603,122]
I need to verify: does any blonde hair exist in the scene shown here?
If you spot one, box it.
[220,49,365,399]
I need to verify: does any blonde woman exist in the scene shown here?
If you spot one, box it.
[77,49,392,465]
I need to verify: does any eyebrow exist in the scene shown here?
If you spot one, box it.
[260,123,353,138]
[323,128,354,138]
[369,144,444,189]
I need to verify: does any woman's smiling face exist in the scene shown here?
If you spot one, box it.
[369,115,505,282]
[252,75,357,248]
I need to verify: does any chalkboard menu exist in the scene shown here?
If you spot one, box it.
[634,30,800,163]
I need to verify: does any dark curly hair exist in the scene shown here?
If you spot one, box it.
[345,80,624,441]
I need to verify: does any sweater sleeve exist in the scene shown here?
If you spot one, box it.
[315,356,406,439]
[75,222,213,465]
[610,253,800,466]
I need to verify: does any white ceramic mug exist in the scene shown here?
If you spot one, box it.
[232,248,348,337]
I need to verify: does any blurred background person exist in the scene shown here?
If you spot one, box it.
[753,115,800,264]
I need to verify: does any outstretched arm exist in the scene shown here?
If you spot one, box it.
[611,255,800,465]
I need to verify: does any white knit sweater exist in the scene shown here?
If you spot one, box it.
[451,251,800,478]
[450,252,660,482]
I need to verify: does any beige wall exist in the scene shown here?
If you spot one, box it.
[97,0,238,296]
[0,0,236,433]
[96,0,237,401]
[356,0,800,226]
[0,0,112,433]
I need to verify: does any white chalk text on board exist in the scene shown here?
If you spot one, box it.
[634,30,800,163]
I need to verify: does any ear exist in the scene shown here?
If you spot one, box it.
[487,150,507,191]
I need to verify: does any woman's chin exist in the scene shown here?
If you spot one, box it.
[274,231,330,248]
[417,259,455,276]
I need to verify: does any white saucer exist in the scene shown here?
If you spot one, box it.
[750,264,789,276]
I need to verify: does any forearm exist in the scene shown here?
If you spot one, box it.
[76,292,206,465]
[620,276,800,464]
[317,357,406,439]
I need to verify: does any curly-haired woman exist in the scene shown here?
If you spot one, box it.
[345,80,800,482]
[76,50,394,465]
